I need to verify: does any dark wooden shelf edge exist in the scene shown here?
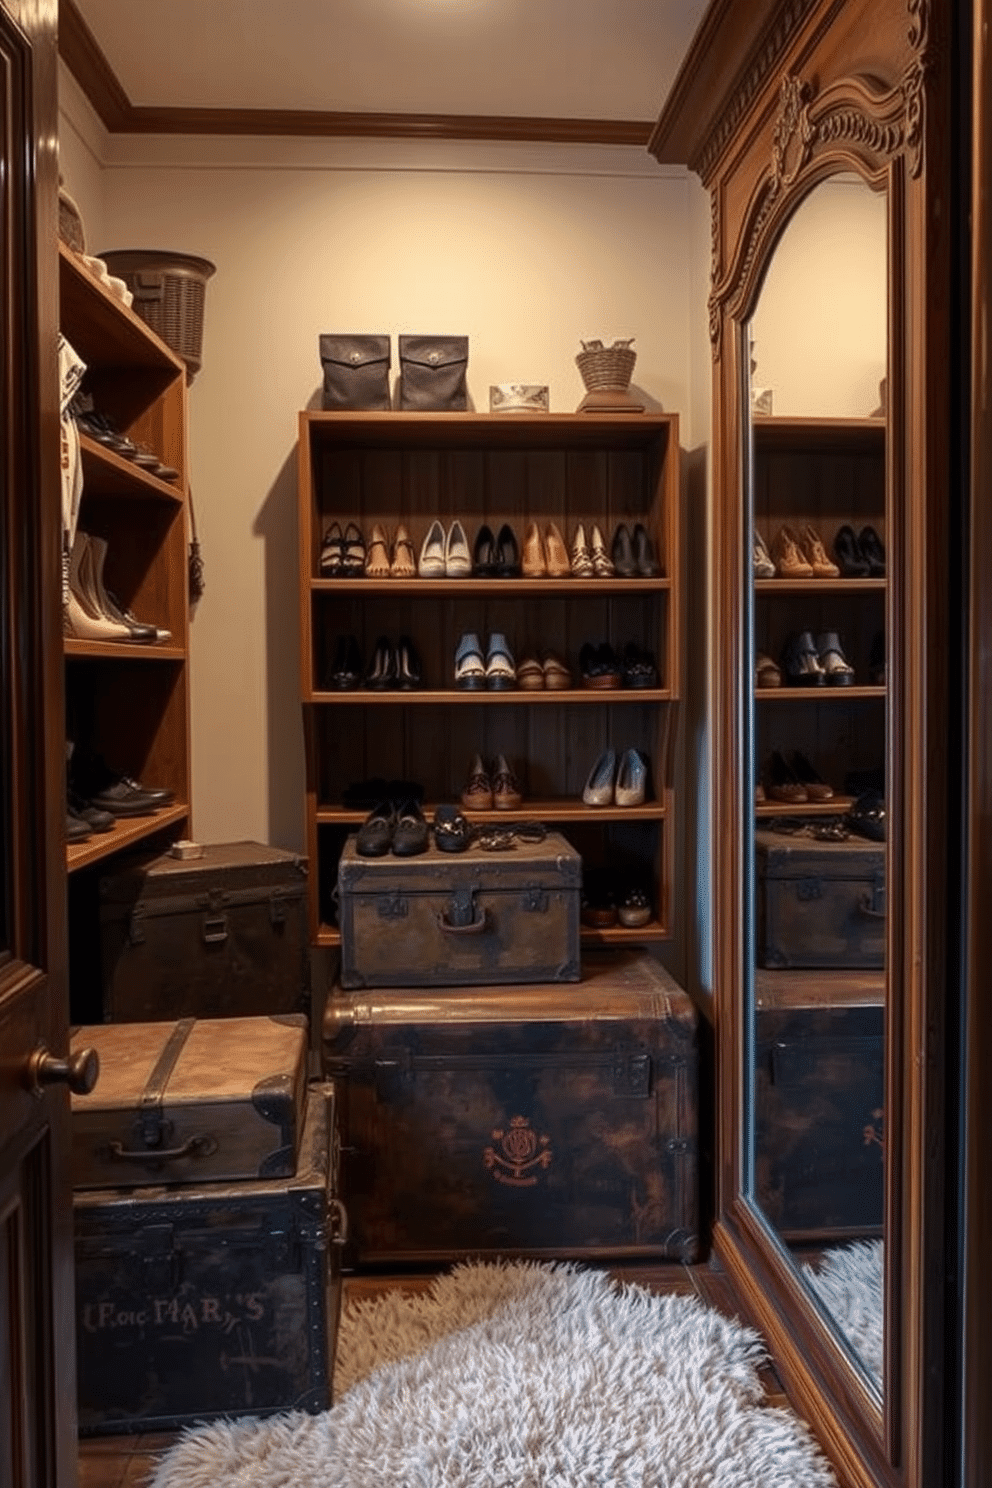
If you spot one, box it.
[307,687,673,705]
[66,804,190,873]
[315,801,667,824]
[753,577,886,593]
[754,796,856,817]
[755,686,885,700]
[311,576,672,595]
[64,639,186,661]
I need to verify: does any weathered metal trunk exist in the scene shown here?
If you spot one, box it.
[336,830,582,988]
[73,1083,343,1435]
[754,830,886,969]
[99,841,310,1020]
[70,1014,310,1189]
[323,948,698,1263]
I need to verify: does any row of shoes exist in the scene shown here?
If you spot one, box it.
[319,518,660,580]
[64,531,170,645]
[66,744,175,843]
[582,870,653,930]
[753,523,886,579]
[356,799,551,859]
[756,630,884,689]
[453,634,659,692]
[71,396,179,483]
[325,634,422,691]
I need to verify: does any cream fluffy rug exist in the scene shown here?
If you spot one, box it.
[803,1239,884,1389]
[148,1260,838,1488]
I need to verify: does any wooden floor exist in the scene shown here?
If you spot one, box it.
[78,1259,786,1487]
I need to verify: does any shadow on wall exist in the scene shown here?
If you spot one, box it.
[253,439,308,852]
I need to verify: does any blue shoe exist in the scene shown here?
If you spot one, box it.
[454,632,485,689]
[485,633,516,689]
[582,748,617,806]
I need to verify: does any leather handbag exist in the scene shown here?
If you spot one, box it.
[398,335,469,411]
[319,334,391,411]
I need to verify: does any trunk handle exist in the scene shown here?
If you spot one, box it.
[437,907,490,935]
[106,1133,218,1163]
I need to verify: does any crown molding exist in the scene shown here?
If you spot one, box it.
[58,0,654,148]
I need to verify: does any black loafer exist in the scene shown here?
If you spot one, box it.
[88,775,175,816]
[432,803,472,853]
[356,802,396,857]
[392,799,429,856]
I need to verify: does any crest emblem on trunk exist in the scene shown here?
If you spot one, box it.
[484,1116,553,1187]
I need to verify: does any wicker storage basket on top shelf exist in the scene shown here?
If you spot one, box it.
[101,249,216,380]
[576,342,637,392]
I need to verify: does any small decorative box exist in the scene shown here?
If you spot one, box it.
[489,383,550,414]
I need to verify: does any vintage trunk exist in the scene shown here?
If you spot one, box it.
[753,969,884,1240]
[754,829,886,969]
[70,1014,309,1189]
[322,947,698,1263]
[74,1082,344,1436]
[99,840,310,1021]
[336,829,581,988]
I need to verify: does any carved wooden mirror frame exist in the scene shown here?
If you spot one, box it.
[652,2,951,1485]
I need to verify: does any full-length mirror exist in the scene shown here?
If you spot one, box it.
[745,176,888,1392]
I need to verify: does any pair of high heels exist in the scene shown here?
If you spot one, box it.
[472,523,521,577]
[610,523,660,577]
[766,524,840,579]
[365,522,416,578]
[326,634,421,690]
[834,523,886,577]
[582,747,647,807]
[419,520,472,577]
[320,520,366,576]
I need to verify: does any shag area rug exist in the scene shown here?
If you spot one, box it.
[803,1239,884,1390]
[148,1260,838,1488]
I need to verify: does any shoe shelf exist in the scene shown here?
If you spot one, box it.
[299,409,680,954]
[754,797,856,818]
[308,687,673,705]
[59,242,192,998]
[754,577,885,595]
[66,803,191,874]
[755,685,884,700]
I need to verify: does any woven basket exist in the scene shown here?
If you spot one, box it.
[58,188,86,254]
[576,344,637,392]
[101,250,216,380]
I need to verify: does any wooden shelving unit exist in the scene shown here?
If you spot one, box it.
[59,242,192,877]
[297,410,681,949]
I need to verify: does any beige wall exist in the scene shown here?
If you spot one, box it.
[59,70,701,864]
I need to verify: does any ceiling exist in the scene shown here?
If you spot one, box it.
[64,0,712,144]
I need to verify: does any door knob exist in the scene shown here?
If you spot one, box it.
[25,1044,99,1097]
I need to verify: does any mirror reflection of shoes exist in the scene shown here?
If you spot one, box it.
[356,801,396,857]
[846,788,886,841]
[755,651,782,688]
[618,886,652,928]
[782,630,826,686]
[753,528,776,578]
[767,750,808,804]
[799,524,840,577]
[432,803,473,853]
[771,525,814,578]
[816,630,856,686]
[833,523,871,577]
[461,753,493,811]
[392,799,430,856]
[491,754,523,810]
[789,750,834,800]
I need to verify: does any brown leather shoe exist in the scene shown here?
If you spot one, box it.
[771,525,814,578]
[755,651,782,688]
[521,521,547,577]
[460,753,493,811]
[800,524,840,578]
[516,655,545,690]
[542,652,572,689]
[545,521,571,577]
[492,754,523,810]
